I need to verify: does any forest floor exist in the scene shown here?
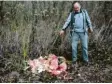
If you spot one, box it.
[0,42,112,83]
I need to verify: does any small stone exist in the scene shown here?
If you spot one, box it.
[78,73,81,77]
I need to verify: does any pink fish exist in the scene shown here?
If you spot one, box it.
[49,58,58,70]
[58,62,67,71]
[28,54,67,76]
[28,59,38,73]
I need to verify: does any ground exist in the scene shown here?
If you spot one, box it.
[0,42,112,83]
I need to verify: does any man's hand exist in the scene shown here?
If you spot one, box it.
[59,30,65,36]
[88,28,93,33]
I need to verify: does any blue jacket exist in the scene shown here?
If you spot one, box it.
[62,9,92,33]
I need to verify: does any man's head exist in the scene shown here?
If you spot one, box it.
[73,2,81,12]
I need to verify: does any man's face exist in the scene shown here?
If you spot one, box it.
[73,3,80,12]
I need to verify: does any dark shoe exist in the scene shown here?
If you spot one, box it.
[72,61,77,64]
[72,59,77,64]
[84,60,90,66]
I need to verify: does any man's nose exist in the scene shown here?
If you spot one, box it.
[74,8,79,10]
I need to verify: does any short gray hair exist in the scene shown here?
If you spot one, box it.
[73,2,81,9]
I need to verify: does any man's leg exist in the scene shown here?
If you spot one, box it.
[79,32,89,62]
[72,32,79,62]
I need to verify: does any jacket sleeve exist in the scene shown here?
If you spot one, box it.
[85,10,92,29]
[62,12,71,30]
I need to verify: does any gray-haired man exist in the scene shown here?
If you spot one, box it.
[60,2,93,64]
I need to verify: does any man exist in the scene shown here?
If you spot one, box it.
[60,2,93,64]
